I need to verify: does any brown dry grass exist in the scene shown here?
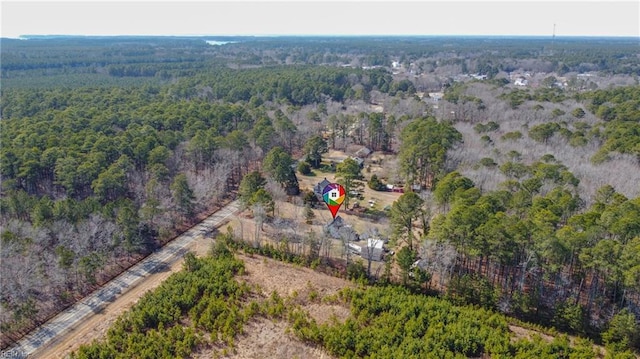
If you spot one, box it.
[192,254,353,359]
[203,318,332,359]
[36,233,351,359]
[237,254,353,301]
[297,150,402,213]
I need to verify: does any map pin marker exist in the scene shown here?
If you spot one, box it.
[322,183,346,219]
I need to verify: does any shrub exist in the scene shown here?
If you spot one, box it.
[602,309,639,352]
[572,107,586,118]
[474,121,500,133]
[297,161,312,175]
[501,131,523,141]
[569,133,588,147]
[346,261,367,282]
[368,174,386,191]
[506,150,522,161]
[552,300,588,335]
[529,122,561,143]
[303,190,319,207]
[479,157,497,168]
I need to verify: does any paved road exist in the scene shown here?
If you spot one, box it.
[1,200,240,359]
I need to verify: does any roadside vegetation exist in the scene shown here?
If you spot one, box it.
[71,238,608,359]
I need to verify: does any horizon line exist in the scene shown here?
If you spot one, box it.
[5,33,640,40]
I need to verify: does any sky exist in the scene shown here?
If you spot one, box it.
[1,1,639,38]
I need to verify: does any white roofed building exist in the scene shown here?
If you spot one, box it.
[361,237,385,262]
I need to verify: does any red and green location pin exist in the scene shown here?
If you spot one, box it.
[322,183,346,219]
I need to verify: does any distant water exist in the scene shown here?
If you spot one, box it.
[205,40,237,46]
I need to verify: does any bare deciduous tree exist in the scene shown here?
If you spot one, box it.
[251,203,266,249]
[419,239,458,289]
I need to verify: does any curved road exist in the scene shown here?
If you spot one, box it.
[1,200,240,359]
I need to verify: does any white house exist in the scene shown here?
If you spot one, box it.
[471,74,488,80]
[514,77,528,86]
[361,237,385,262]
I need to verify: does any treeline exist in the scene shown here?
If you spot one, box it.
[211,36,640,75]
[299,285,603,358]
[1,37,209,72]
[500,87,567,109]
[4,36,639,91]
[1,37,217,89]
[169,65,394,105]
[400,85,640,347]
[384,87,640,353]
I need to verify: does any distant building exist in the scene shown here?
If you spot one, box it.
[428,92,444,101]
[314,178,331,198]
[350,156,365,168]
[555,77,568,89]
[324,216,359,241]
[354,147,372,158]
[361,238,385,262]
[324,215,345,239]
[514,77,528,86]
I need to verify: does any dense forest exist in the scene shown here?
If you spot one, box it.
[0,64,397,348]
[1,36,639,356]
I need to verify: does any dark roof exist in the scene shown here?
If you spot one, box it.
[355,147,372,157]
[315,178,331,193]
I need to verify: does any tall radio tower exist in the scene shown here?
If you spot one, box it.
[551,23,556,55]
